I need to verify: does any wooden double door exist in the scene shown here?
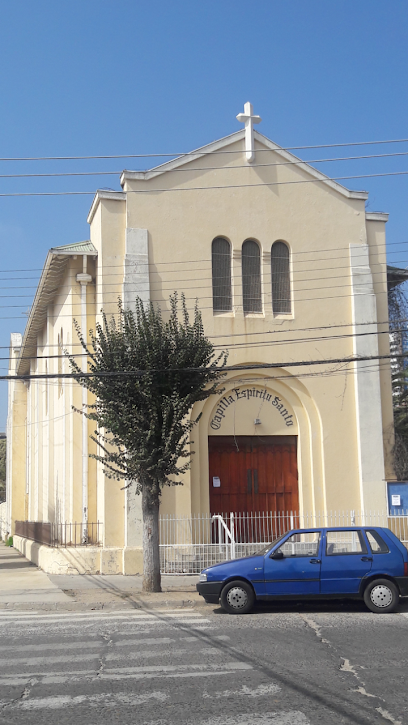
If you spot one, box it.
[208,435,298,515]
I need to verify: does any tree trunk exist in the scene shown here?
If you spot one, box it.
[142,482,161,592]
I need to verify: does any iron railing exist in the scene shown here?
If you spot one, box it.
[14,521,103,547]
[159,510,408,574]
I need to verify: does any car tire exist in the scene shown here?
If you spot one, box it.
[220,580,255,615]
[363,578,399,614]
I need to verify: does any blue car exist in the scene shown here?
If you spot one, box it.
[197,526,408,614]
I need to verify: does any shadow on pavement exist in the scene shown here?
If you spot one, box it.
[209,596,408,615]
[0,560,36,570]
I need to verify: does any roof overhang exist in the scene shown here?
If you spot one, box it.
[87,190,126,225]
[387,265,408,290]
[16,241,97,377]
[366,212,389,222]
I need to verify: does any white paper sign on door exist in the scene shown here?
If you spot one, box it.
[391,494,401,506]
[212,476,221,488]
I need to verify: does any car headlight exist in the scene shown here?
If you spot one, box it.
[199,572,207,582]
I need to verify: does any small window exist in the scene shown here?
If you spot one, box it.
[365,530,389,554]
[326,530,367,555]
[277,531,320,558]
[271,241,291,314]
[242,240,262,313]
[212,237,232,312]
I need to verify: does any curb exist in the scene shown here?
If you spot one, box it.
[0,593,207,613]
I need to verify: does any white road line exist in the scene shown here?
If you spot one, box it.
[203,683,281,698]
[106,647,222,662]
[5,637,175,655]
[193,715,310,725]
[0,608,198,621]
[2,653,99,667]
[0,615,208,625]
[0,691,168,711]
[0,607,196,617]
[0,661,252,686]
[4,647,221,668]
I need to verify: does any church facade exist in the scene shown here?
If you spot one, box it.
[6,105,396,573]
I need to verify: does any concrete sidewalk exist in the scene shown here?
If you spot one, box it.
[0,543,72,606]
[0,543,201,611]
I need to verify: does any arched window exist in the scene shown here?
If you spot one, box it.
[242,240,262,313]
[212,237,232,312]
[271,241,291,314]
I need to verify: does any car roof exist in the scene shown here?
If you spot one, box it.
[288,526,384,533]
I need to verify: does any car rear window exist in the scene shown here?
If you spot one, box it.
[326,530,367,555]
[365,529,389,554]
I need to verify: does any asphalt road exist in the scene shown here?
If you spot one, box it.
[0,600,407,725]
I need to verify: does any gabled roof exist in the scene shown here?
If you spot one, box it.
[119,128,369,201]
[16,241,97,377]
[50,240,97,255]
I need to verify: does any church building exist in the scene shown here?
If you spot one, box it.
[6,104,396,573]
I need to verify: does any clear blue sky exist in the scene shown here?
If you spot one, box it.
[1,0,408,429]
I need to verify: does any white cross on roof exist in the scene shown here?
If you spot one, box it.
[236,102,262,163]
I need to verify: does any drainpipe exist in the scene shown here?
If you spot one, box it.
[76,255,92,542]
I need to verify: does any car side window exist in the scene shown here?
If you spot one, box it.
[326,530,367,555]
[365,529,389,554]
[277,532,321,558]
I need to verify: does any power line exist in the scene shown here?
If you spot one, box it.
[2,325,403,364]
[7,357,400,429]
[2,350,408,381]
[0,284,399,319]
[0,316,401,351]
[0,275,393,309]
[2,136,408,162]
[3,149,408,178]
[2,169,408,197]
[0,251,405,292]
[0,238,407,277]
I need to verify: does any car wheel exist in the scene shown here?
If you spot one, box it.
[220,580,255,614]
[363,578,399,614]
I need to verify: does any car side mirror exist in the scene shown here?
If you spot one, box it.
[270,550,284,560]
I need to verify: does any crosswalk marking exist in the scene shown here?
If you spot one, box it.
[0,607,198,619]
[204,683,281,699]
[4,646,223,668]
[0,608,308,720]
[0,691,168,710]
[0,661,253,687]
[5,635,176,655]
[192,716,310,725]
[0,609,204,623]
[0,609,312,722]
[0,615,211,627]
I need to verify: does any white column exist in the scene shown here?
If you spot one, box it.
[350,243,387,512]
[62,354,66,525]
[76,256,92,541]
[123,228,150,312]
[122,229,149,551]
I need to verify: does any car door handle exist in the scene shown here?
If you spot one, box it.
[310,558,321,564]
[361,556,373,562]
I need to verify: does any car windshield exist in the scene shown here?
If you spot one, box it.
[251,535,286,557]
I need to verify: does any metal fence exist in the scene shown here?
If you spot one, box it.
[14,521,103,547]
[159,510,408,574]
